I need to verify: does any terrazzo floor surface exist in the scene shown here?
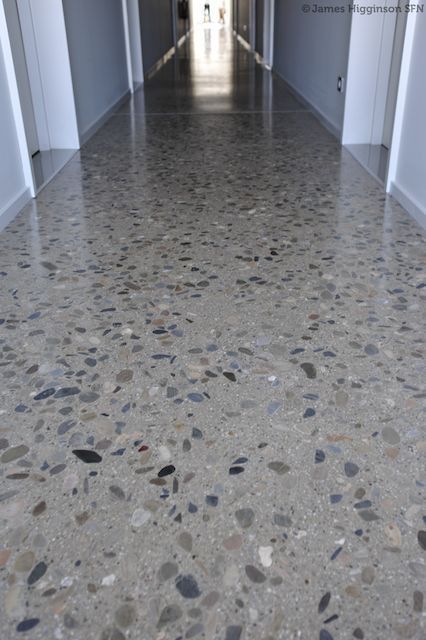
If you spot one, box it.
[0,25,425,640]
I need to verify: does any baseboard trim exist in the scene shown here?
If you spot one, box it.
[272,71,341,141]
[144,28,191,81]
[33,149,78,196]
[145,45,177,80]
[236,33,251,51]
[79,90,131,146]
[254,51,271,70]
[177,31,189,48]
[0,187,31,232]
[389,181,426,230]
[132,81,144,94]
[344,145,385,189]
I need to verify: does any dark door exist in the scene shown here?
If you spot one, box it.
[255,0,264,57]
[237,0,250,42]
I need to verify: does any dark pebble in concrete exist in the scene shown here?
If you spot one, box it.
[344,462,359,477]
[417,530,426,550]
[33,388,55,401]
[27,561,47,586]
[225,626,243,640]
[16,619,40,633]
[72,449,102,463]
[318,591,331,613]
[300,362,317,379]
[158,465,176,477]
[175,574,202,598]
[245,565,266,583]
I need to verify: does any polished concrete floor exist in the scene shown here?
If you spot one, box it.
[0,25,425,640]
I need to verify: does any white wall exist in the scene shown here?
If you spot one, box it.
[273,0,351,136]
[390,14,426,226]
[63,0,129,143]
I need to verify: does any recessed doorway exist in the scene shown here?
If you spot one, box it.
[4,0,79,194]
[342,2,407,185]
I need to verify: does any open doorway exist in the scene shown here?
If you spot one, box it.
[255,0,264,57]
[190,0,232,27]
[342,2,407,185]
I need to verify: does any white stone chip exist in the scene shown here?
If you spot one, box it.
[258,546,273,567]
[130,508,151,528]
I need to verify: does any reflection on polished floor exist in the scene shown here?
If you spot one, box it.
[128,25,305,114]
[0,25,425,640]
[32,149,77,194]
[346,143,390,186]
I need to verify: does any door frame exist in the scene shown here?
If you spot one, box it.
[382,6,407,148]
[16,0,50,150]
[3,0,39,155]
[263,0,274,67]
[385,10,418,192]
[0,0,34,193]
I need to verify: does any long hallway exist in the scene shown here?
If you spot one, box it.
[0,26,425,640]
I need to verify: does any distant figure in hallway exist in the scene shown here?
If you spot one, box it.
[219,2,226,23]
[204,2,211,21]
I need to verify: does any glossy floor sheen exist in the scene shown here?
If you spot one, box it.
[0,25,425,640]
